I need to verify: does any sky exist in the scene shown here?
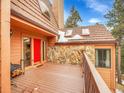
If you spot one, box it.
[64,0,114,26]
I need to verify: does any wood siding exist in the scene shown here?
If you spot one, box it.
[10,27,48,65]
[11,0,58,34]
[97,68,111,87]
[11,30,21,64]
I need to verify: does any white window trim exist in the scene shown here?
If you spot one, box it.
[82,28,90,35]
[38,0,49,13]
[65,30,73,36]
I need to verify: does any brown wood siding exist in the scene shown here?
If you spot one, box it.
[48,37,57,46]
[10,27,48,65]
[11,0,58,34]
[11,30,21,64]
[97,68,111,87]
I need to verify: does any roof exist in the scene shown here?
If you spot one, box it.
[11,0,58,35]
[61,24,116,44]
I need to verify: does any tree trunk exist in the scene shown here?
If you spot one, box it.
[117,45,122,84]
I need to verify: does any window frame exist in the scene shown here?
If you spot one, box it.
[82,28,90,35]
[42,11,50,20]
[95,48,111,68]
[38,0,51,20]
[65,30,73,36]
[42,41,46,61]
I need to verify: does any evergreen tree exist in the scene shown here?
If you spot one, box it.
[65,6,82,28]
[105,0,124,84]
[121,42,124,74]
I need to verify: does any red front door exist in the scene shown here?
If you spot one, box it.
[34,39,41,63]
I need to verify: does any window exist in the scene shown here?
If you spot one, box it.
[42,41,46,61]
[38,0,50,20]
[65,30,73,36]
[49,0,53,5]
[95,49,111,68]
[71,34,82,39]
[82,28,90,35]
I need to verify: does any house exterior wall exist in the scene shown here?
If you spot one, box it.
[48,45,95,64]
[47,44,116,93]
[10,27,48,66]
[0,0,59,93]
[11,0,58,34]
[11,30,22,64]
[95,44,116,93]
[48,36,57,46]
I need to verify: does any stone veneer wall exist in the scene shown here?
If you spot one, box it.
[48,45,95,64]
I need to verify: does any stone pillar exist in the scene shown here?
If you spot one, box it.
[0,0,11,93]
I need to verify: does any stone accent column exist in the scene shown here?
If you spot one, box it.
[0,0,11,93]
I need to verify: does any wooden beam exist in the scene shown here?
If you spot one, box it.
[0,0,11,93]
[11,16,58,37]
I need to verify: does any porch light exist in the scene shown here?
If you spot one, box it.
[10,29,13,37]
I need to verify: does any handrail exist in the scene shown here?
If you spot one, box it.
[83,52,112,93]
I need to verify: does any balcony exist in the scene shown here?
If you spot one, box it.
[11,52,112,93]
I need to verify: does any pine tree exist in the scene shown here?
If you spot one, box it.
[121,42,124,74]
[65,6,82,28]
[105,0,124,84]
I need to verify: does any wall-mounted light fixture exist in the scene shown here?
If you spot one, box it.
[10,29,13,37]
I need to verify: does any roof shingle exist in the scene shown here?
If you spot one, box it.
[63,24,116,43]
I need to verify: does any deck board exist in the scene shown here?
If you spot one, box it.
[11,63,84,93]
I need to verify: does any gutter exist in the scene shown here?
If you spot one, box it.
[56,40,117,45]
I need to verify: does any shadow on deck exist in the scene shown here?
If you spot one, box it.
[11,63,85,93]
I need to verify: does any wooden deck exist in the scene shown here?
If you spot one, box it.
[11,63,84,93]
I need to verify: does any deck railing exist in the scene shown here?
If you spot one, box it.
[83,52,112,93]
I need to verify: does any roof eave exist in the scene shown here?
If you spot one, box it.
[56,40,117,45]
[11,9,59,36]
